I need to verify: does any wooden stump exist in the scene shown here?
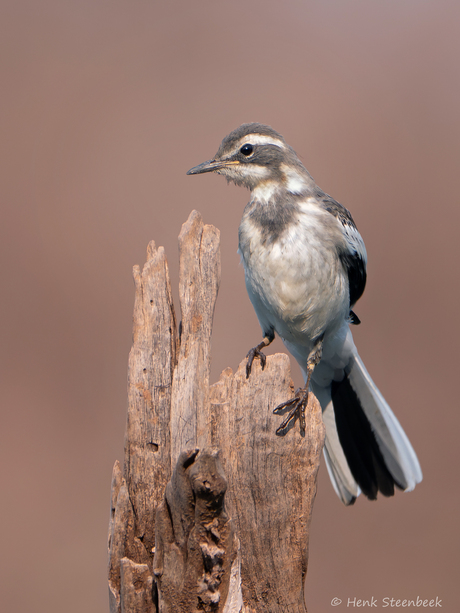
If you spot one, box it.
[108,211,325,612]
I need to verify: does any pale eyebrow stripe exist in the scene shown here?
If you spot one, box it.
[225,134,286,158]
[241,134,286,148]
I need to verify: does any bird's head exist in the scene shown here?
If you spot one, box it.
[187,123,314,194]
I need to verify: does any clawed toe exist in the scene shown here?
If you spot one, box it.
[274,388,309,435]
[245,347,267,378]
[245,335,274,378]
[273,394,300,414]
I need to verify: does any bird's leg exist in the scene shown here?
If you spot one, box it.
[245,333,274,379]
[273,338,323,435]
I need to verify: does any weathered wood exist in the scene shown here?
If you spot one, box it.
[108,239,179,613]
[108,210,325,613]
[153,448,239,612]
[170,211,221,469]
[125,240,178,557]
[120,559,155,613]
[210,358,325,612]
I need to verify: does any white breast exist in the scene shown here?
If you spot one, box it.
[238,199,349,349]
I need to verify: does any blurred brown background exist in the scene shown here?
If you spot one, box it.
[2,1,459,611]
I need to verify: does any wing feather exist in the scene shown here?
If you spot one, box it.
[316,191,367,308]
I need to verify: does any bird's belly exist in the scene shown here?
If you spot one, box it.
[240,222,349,345]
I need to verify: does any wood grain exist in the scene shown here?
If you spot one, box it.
[170,210,221,468]
[108,211,325,612]
[210,357,325,612]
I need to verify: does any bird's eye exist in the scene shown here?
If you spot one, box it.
[240,144,254,156]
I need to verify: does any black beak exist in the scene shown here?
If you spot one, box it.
[186,159,228,175]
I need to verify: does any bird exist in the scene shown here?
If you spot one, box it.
[186,122,422,505]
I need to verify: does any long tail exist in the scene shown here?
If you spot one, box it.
[311,343,422,506]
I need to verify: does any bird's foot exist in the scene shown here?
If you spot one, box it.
[245,334,274,378]
[273,387,310,436]
[245,343,267,378]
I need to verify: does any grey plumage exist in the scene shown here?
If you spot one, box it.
[187,123,422,505]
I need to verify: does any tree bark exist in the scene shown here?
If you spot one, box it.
[108,210,325,612]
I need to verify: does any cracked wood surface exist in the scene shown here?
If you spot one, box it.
[170,211,220,469]
[210,358,325,612]
[108,210,325,612]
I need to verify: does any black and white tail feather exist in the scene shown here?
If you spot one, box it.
[311,326,422,505]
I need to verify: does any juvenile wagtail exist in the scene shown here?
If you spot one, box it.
[187,123,422,505]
